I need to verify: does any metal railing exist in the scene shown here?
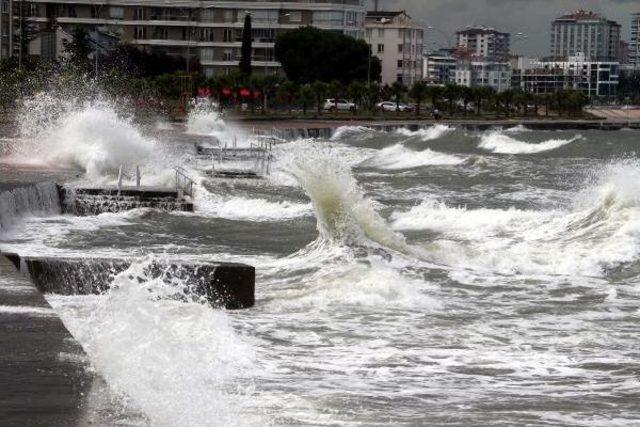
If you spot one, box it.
[175,166,195,197]
[117,165,141,196]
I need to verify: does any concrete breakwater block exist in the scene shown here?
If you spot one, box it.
[57,185,194,216]
[2,252,255,309]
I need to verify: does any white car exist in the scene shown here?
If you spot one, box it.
[376,101,413,112]
[323,99,356,112]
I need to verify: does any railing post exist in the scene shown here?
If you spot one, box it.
[117,165,124,197]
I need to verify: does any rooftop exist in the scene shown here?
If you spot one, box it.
[456,26,509,36]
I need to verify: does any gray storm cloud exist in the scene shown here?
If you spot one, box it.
[372,0,638,56]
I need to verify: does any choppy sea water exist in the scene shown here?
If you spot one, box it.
[1,106,640,426]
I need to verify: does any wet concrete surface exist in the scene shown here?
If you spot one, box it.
[0,257,147,426]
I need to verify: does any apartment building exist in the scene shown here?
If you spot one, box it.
[631,13,640,67]
[10,0,366,76]
[454,60,511,93]
[550,10,621,61]
[513,53,619,97]
[423,48,456,86]
[0,0,11,59]
[456,27,510,61]
[365,10,423,86]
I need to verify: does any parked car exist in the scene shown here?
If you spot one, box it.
[376,101,413,112]
[323,99,356,112]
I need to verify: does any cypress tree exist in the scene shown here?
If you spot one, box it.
[239,13,252,76]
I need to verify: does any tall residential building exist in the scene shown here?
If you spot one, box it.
[454,60,511,93]
[455,27,510,61]
[423,48,457,86]
[365,10,423,86]
[10,0,366,76]
[631,13,640,67]
[550,10,621,61]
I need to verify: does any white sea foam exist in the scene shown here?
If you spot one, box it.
[13,95,154,180]
[0,305,56,316]
[47,260,260,426]
[396,124,453,141]
[330,126,374,141]
[392,161,640,276]
[479,131,580,154]
[195,191,313,221]
[362,144,465,170]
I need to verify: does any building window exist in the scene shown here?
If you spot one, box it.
[287,11,302,23]
[110,7,124,20]
[201,28,214,42]
[1,1,8,14]
[134,27,147,40]
[223,28,233,42]
[377,44,384,53]
[68,5,77,18]
[313,11,344,27]
[378,28,384,37]
[134,7,145,20]
[398,44,403,53]
[201,48,214,61]
[397,60,403,68]
[223,49,233,61]
[223,9,234,22]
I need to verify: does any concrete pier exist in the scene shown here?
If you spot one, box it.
[0,256,146,425]
[7,253,255,310]
[58,185,194,215]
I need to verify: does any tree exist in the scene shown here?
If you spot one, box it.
[327,80,343,111]
[409,81,428,116]
[391,81,407,113]
[347,80,367,114]
[239,13,252,76]
[474,86,495,116]
[366,82,382,114]
[274,26,381,84]
[278,80,298,114]
[460,86,474,116]
[426,85,444,112]
[443,84,461,115]
[299,84,315,115]
[64,27,93,71]
[311,81,328,115]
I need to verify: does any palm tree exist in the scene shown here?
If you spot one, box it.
[367,82,382,114]
[460,86,474,116]
[443,84,461,115]
[391,81,407,113]
[311,81,329,115]
[299,84,315,115]
[347,80,367,115]
[408,81,428,116]
[426,85,444,112]
[278,80,298,114]
[327,80,343,112]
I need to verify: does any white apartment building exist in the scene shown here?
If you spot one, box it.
[456,27,510,61]
[423,49,456,85]
[0,0,12,59]
[631,13,640,67]
[7,0,366,76]
[454,61,511,92]
[513,53,619,97]
[550,10,621,61]
[365,10,423,86]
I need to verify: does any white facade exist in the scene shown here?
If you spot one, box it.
[454,61,511,92]
[423,52,456,85]
[365,11,423,86]
[514,54,619,97]
[11,0,366,76]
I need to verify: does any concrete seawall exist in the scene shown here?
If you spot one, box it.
[0,256,147,425]
[6,253,255,310]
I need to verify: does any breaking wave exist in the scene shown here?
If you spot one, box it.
[396,124,453,141]
[479,131,581,154]
[47,259,260,426]
[362,144,465,170]
[330,126,374,141]
[287,149,409,253]
[391,161,640,276]
[12,94,154,180]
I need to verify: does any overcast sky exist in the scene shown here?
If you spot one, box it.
[371,0,639,56]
